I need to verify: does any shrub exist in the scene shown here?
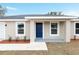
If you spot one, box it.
[24,36,26,41]
[8,36,12,41]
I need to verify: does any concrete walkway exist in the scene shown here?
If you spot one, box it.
[0,42,47,51]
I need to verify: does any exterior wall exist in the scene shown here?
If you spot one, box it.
[44,21,66,42]
[4,20,69,42]
[65,20,71,42]
[30,20,35,42]
[70,21,79,39]
[0,22,5,40]
[5,21,30,40]
[25,21,30,39]
[5,21,15,40]
[70,21,74,39]
[0,20,73,42]
[0,19,78,42]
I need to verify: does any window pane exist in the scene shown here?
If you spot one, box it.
[18,29,24,34]
[17,23,24,34]
[51,23,58,34]
[76,23,79,28]
[76,29,79,34]
[18,24,24,29]
[51,29,57,34]
[51,23,57,28]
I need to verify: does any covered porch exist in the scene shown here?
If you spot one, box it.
[29,18,71,42]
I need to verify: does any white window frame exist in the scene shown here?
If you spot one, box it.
[74,22,79,36]
[16,22,26,36]
[50,22,59,36]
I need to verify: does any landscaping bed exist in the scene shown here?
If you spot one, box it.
[0,40,30,44]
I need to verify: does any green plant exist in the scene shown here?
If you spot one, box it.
[24,36,26,41]
[8,36,12,41]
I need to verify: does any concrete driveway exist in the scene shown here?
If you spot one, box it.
[0,40,79,55]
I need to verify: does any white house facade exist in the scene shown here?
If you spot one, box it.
[0,12,78,43]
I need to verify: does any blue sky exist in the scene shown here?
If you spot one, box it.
[1,3,79,16]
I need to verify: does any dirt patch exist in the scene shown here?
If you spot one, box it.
[47,40,79,55]
[0,51,48,55]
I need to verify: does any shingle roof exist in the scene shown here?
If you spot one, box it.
[0,14,78,19]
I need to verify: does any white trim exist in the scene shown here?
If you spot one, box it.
[43,22,44,39]
[65,21,71,42]
[30,20,35,42]
[16,22,26,36]
[0,19,29,21]
[25,16,77,19]
[4,22,5,39]
[35,22,44,39]
[0,22,5,40]
[74,22,79,36]
[70,19,79,21]
[50,21,59,36]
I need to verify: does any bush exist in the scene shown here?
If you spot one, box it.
[24,36,26,41]
[8,36,12,41]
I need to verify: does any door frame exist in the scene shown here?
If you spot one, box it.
[35,22,44,39]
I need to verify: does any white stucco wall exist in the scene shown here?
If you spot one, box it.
[70,21,74,39]
[5,21,30,40]
[44,21,66,41]
[70,21,79,39]
[1,19,77,42]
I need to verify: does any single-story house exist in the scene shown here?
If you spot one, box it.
[0,12,79,43]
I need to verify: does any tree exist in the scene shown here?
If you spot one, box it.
[0,5,7,16]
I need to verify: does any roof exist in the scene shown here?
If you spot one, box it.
[0,14,78,19]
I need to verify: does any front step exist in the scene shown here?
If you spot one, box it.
[35,38,44,42]
[35,38,65,42]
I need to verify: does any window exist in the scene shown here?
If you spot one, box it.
[50,22,59,36]
[75,23,79,35]
[18,24,24,34]
[16,22,25,36]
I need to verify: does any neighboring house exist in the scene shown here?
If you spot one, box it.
[0,12,78,43]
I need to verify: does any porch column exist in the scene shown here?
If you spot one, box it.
[65,20,71,42]
[30,20,35,43]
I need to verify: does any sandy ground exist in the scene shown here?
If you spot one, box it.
[0,40,79,55]
[47,40,79,55]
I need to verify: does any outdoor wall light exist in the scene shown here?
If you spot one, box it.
[5,24,7,26]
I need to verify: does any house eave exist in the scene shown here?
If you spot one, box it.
[0,19,29,21]
[25,16,78,19]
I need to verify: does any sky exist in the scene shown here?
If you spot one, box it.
[1,3,79,16]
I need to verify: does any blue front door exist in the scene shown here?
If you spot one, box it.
[36,23,43,38]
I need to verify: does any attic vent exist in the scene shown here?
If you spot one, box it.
[48,12,63,16]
